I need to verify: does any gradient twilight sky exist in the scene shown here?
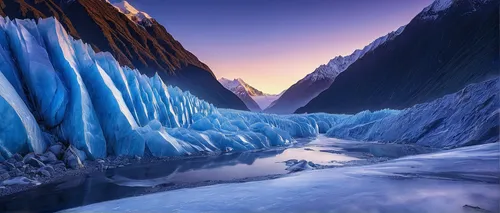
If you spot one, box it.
[127,0,433,94]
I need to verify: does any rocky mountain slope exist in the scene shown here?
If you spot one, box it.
[0,0,248,110]
[297,0,499,114]
[265,26,405,114]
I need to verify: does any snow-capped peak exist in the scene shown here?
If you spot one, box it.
[419,0,491,20]
[419,0,454,20]
[301,25,406,83]
[106,0,153,26]
[424,0,454,13]
[219,78,283,110]
[219,78,268,96]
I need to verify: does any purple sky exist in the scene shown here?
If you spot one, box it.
[128,0,434,94]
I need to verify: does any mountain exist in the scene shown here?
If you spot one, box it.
[219,78,282,111]
[297,0,499,114]
[0,0,248,110]
[219,78,261,111]
[265,26,405,114]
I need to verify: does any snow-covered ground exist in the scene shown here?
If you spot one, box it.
[61,142,500,213]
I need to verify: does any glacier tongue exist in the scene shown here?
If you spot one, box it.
[0,17,497,161]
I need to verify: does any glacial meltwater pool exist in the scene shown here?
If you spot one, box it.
[0,136,438,212]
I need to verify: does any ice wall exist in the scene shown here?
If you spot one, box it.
[0,17,335,160]
[38,18,107,159]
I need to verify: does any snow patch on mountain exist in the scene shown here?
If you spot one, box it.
[419,0,491,20]
[424,0,454,13]
[106,0,153,26]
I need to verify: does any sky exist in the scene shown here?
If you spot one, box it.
[128,0,434,94]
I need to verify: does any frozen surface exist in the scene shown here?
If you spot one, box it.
[0,17,497,161]
[0,137,436,212]
[61,143,500,213]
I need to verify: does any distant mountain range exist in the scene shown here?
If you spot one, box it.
[265,26,405,114]
[297,0,499,114]
[0,0,248,111]
[219,78,282,112]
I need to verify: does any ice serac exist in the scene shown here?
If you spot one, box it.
[38,18,107,159]
[0,72,45,159]
[94,53,139,125]
[0,17,28,103]
[73,40,144,156]
[4,18,68,128]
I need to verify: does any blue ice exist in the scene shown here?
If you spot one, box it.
[0,17,497,161]
[0,72,45,159]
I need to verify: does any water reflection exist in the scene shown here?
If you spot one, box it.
[0,149,288,213]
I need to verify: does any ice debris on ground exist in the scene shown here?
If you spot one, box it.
[0,17,497,162]
[284,159,317,172]
[1,177,40,186]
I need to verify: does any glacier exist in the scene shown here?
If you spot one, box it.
[0,17,498,162]
[325,77,499,148]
